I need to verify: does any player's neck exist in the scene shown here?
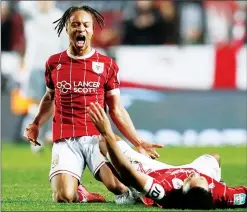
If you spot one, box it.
[69,45,93,57]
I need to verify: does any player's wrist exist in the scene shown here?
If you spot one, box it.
[134,140,144,148]
[31,120,40,128]
[136,144,144,151]
[101,131,116,143]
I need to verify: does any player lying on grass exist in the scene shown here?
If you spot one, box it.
[87,102,247,209]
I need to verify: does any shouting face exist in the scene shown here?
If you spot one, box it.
[66,10,94,53]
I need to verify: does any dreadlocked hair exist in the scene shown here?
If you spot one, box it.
[53,5,104,37]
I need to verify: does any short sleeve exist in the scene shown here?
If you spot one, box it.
[105,59,120,97]
[45,60,54,90]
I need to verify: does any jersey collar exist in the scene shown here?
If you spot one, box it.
[66,48,95,59]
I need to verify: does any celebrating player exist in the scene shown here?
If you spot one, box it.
[87,102,247,209]
[24,5,163,203]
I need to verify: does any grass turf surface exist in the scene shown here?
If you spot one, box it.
[1,143,247,211]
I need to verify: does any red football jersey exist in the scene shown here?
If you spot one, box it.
[45,49,120,142]
[142,168,247,208]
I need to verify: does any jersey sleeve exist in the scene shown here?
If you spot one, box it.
[45,59,55,90]
[105,59,120,97]
[212,181,247,208]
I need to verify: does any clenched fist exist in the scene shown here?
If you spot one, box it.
[24,123,41,146]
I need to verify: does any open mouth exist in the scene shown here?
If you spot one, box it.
[76,35,86,47]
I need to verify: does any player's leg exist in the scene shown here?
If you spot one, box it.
[102,133,151,192]
[97,163,128,195]
[81,136,128,195]
[49,137,104,203]
[99,137,145,203]
[49,138,84,202]
[208,153,225,184]
[51,173,79,202]
[179,153,221,182]
[81,133,148,193]
[208,153,221,167]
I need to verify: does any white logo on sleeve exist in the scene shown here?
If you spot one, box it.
[149,183,165,200]
[92,62,104,74]
[117,72,120,84]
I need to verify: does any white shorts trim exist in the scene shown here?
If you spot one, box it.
[49,170,81,182]
[93,161,106,177]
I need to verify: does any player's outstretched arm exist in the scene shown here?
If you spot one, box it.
[87,102,149,191]
[24,87,54,146]
[106,95,163,159]
[214,183,247,208]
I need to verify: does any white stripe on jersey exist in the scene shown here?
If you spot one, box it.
[223,184,226,198]
[95,51,100,103]
[57,52,63,139]
[160,177,172,188]
[83,58,88,136]
[69,58,75,137]
[106,59,112,83]
[112,59,117,89]
[106,88,120,97]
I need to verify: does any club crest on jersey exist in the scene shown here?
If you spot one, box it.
[92,62,104,74]
[234,193,246,205]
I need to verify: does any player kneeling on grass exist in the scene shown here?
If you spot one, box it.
[87,102,247,209]
[24,4,162,204]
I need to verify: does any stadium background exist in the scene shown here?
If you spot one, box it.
[1,0,247,211]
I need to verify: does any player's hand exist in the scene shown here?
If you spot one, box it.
[23,123,41,146]
[137,141,163,159]
[87,102,113,134]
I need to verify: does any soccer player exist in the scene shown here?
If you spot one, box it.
[24,5,162,203]
[87,102,247,209]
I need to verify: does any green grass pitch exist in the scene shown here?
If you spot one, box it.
[2,143,247,211]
